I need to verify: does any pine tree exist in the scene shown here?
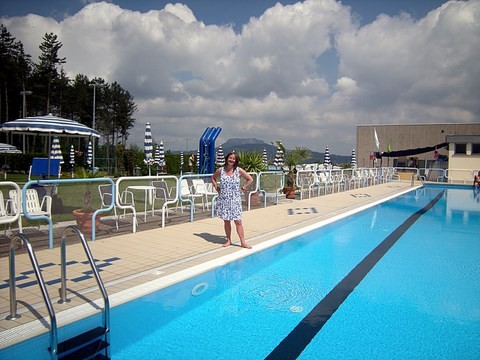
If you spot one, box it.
[35,32,66,114]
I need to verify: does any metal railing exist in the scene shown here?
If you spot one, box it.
[258,171,285,207]
[59,225,110,358]
[7,233,58,358]
[21,177,116,246]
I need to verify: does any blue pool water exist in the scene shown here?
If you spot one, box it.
[2,185,480,359]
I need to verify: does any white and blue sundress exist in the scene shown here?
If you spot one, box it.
[216,167,242,221]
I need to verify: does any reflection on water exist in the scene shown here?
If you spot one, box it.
[445,188,480,225]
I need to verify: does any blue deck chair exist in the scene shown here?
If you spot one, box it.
[28,158,62,180]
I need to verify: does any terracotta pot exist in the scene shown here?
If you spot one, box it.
[72,209,101,233]
[283,187,296,199]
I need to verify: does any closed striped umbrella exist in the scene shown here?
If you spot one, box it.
[196,149,200,170]
[158,141,166,167]
[215,144,225,167]
[180,151,184,174]
[69,145,75,166]
[50,136,64,164]
[324,145,331,168]
[273,145,284,169]
[86,140,93,168]
[154,144,160,165]
[262,148,268,168]
[143,122,154,175]
[154,144,160,174]
[350,148,356,168]
[69,144,75,177]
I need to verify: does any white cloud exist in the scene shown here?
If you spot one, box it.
[2,0,478,155]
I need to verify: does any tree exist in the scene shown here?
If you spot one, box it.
[0,24,32,122]
[98,82,136,146]
[277,141,311,188]
[63,74,93,122]
[34,32,66,114]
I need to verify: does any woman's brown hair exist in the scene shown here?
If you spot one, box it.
[224,151,239,169]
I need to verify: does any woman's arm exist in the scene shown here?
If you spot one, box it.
[238,168,253,190]
[211,169,221,192]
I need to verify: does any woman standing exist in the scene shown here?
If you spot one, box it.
[212,152,253,248]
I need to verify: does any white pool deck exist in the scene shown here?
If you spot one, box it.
[0,181,414,348]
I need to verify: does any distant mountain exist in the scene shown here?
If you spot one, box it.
[218,138,350,165]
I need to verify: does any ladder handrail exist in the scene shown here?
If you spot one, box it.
[7,233,58,359]
[60,225,110,355]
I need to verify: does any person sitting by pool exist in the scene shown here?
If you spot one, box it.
[474,171,480,188]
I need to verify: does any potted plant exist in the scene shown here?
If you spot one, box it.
[237,151,266,206]
[276,141,311,199]
[72,166,106,233]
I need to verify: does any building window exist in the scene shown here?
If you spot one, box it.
[455,143,466,154]
[472,143,480,154]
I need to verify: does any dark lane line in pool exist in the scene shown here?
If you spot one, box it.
[265,190,445,360]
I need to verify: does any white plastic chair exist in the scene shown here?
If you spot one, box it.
[8,188,52,232]
[179,179,204,212]
[0,191,19,234]
[98,184,136,230]
[191,179,216,210]
[151,180,177,217]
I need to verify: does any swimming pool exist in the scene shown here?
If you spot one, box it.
[2,185,479,359]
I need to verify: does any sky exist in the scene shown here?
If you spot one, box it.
[1,0,479,155]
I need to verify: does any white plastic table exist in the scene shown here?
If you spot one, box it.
[126,185,155,222]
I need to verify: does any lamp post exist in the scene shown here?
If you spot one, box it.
[89,83,104,169]
[185,138,193,152]
[19,90,32,153]
[20,90,33,118]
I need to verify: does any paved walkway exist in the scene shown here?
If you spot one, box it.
[0,181,414,348]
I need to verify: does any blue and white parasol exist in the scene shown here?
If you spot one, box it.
[273,145,284,169]
[350,148,356,168]
[86,141,93,168]
[50,136,64,164]
[262,148,268,168]
[324,145,331,168]
[215,144,225,167]
[143,122,154,175]
[0,114,101,138]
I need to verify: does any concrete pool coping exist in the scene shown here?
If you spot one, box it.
[0,181,415,348]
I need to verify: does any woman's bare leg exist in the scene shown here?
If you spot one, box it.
[223,220,232,247]
[234,219,251,248]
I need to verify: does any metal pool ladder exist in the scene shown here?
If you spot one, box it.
[6,226,111,359]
